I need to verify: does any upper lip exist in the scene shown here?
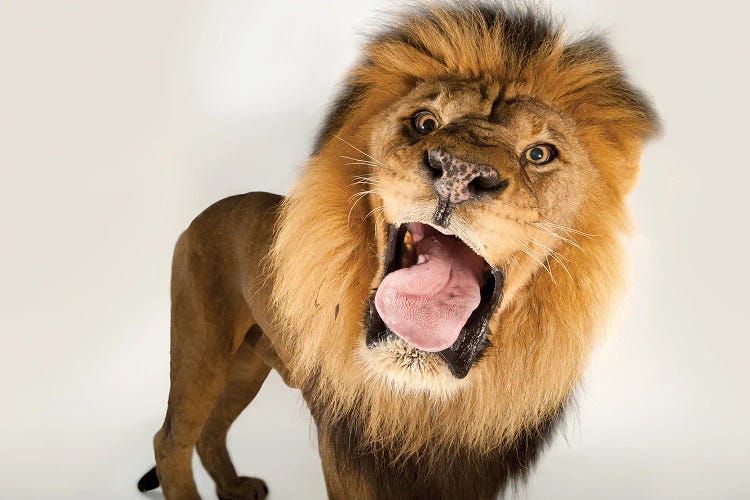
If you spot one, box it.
[364,222,504,378]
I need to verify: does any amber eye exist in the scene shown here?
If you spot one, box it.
[524,144,557,165]
[412,110,440,135]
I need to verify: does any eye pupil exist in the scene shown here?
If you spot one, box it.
[529,147,544,161]
[412,111,440,135]
[525,145,556,165]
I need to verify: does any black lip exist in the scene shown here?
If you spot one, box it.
[364,224,504,379]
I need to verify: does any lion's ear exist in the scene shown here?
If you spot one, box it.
[554,36,660,194]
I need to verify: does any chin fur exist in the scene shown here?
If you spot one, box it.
[356,336,468,399]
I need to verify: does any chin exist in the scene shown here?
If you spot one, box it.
[356,335,468,398]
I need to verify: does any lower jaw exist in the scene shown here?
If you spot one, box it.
[358,336,470,397]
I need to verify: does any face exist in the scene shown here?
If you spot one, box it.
[358,79,600,393]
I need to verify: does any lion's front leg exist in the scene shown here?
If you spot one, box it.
[317,430,379,500]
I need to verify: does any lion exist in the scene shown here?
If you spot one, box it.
[137,4,658,499]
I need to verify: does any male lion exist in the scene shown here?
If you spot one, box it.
[138,4,657,499]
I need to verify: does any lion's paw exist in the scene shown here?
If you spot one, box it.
[217,476,268,500]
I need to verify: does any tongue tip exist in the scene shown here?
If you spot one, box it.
[374,286,464,352]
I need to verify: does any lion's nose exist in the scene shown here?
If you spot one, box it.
[425,148,507,227]
[426,148,505,204]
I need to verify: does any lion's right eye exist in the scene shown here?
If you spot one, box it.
[412,111,440,135]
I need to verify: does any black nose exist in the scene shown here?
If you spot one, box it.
[426,148,505,205]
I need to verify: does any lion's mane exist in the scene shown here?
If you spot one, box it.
[270,3,657,473]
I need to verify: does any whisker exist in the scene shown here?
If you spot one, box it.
[502,235,527,270]
[334,136,386,167]
[349,177,382,189]
[341,155,378,163]
[521,245,557,285]
[348,189,377,204]
[349,181,380,189]
[549,252,573,281]
[364,205,384,222]
[349,176,381,188]
[341,156,380,167]
[527,238,556,256]
[347,188,378,226]
[540,216,597,238]
[532,224,582,250]
[529,238,574,282]
[345,161,381,168]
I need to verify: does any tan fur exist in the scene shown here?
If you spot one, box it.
[145,5,657,499]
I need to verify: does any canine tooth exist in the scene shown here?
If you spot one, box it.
[404,230,413,250]
[401,230,416,268]
[417,254,426,264]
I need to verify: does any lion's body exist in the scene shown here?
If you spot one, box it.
[139,5,657,500]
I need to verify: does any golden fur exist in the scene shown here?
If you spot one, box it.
[270,4,657,462]
[140,4,658,499]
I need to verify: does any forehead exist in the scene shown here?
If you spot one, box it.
[405,80,490,112]
[398,79,574,143]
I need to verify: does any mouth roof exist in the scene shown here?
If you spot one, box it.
[365,222,504,378]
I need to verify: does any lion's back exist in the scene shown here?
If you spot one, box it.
[173,192,283,300]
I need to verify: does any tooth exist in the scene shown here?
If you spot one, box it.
[401,230,416,268]
[404,230,413,251]
[417,254,426,264]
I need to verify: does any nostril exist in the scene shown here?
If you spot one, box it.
[469,176,507,193]
[423,150,442,179]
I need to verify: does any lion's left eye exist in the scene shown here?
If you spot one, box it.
[412,110,440,135]
[523,144,557,165]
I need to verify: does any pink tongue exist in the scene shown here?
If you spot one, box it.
[374,226,485,352]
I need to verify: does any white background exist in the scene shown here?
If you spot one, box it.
[1,1,748,498]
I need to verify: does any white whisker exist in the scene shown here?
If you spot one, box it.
[529,238,574,281]
[346,161,380,168]
[540,216,597,238]
[347,188,378,226]
[349,176,381,188]
[532,224,582,250]
[550,252,573,281]
[521,245,556,285]
[351,175,380,185]
[527,238,556,256]
[341,155,378,164]
[334,136,386,167]
[364,205,384,222]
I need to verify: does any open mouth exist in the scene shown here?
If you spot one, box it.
[365,222,504,379]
